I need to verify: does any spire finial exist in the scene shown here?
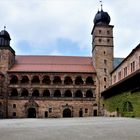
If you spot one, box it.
[100,0,103,11]
[4,26,6,30]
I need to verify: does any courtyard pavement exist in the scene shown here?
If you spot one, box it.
[0,117,140,140]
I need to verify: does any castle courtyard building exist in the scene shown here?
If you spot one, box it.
[0,7,139,118]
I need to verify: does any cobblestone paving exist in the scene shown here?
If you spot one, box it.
[0,117,140,140]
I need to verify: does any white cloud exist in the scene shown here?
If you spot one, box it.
[0,0,140,57]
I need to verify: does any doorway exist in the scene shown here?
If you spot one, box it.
[93,109,97,116]
[63,108,72,118]
[28,108,36,118]
[79,109,83,117]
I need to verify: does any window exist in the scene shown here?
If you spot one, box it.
[104,85,106,89]
[104,60,107,65]
[54,90,61,97]
[53,76,62,85]
[43,90,50,97]
[42,76,51,85]
[21,89,29,97]
[131,61,135,72]
[10,75,18,84]
[139,56,140,67]
[13,104,16,108]
[99,30,101,34]
[64,76,73,85]
[124,67,127,77]
[107,30,110,35]
[75,90,83,97]
[31,76,40,84]
[86,90,93,98]
[99,39,102,42]
[104,68,107,73]
[85,109,88,113]
[113,75,116,83]
[64,90,72,97]
[107,39,110,42]
[32,90,39,97]
[49,108,52,113]
[21,76,29,84]
[104,77,106,82]
[118,71,121,80]
[86,76,94,85]
[75,76,83,85]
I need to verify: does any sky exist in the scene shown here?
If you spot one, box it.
[0,0,140,58]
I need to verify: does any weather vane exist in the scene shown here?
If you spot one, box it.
[4,26,6,30]
[100,0,103,11]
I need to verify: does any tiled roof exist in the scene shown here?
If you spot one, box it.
[8,56,95,73]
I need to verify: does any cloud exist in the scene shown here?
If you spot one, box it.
[0,0,140,57]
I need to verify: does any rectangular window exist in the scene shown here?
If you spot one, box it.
[85,109,88,113]
[139,56,140,67]
[131,61,135,72]
[13,104,16,108]
[49,108,52,113]
[124,67,127,77]
[113,75,116,83]
[118,71,121,81]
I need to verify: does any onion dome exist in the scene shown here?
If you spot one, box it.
[0,27,11,46]
[94,9,111,26]
[0,29,11,40]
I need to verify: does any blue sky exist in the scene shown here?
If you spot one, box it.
[0,0,140,57]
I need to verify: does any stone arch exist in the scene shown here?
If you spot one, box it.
[54,90,61,97]
[123,101,133,112]
[63,108,72,118]
[86,76,94,85]
[86,90,93,98]
[25,100,39,118]
[64,90,72,97]
[53,76,62,84]
[10,75,18,84]
[64,76,73,85]
[32,89,39,97]
[75,76,83,85]
[43,89,50,97]
[42,76,51,85]
[31,76,40,84]
[21,88,29,97]
[75,90,83,97]
[21,76,29,84]
[10,88,18,97]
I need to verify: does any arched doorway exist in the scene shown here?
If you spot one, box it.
[28,108,36,118]
[79,109,83,117]
[63,108,72,118]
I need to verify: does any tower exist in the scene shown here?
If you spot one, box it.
[0,28,15,72]
[0,28,15,118]
[91,8,114,93]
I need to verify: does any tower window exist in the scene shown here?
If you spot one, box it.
[99,39,102,42]
[104,77,107,82]
[107,39,110,43]
[104,51,106,55]
[104,68,107,73]
[99,30,102,34]
[107,30,110,34]
[104,60,107,65]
